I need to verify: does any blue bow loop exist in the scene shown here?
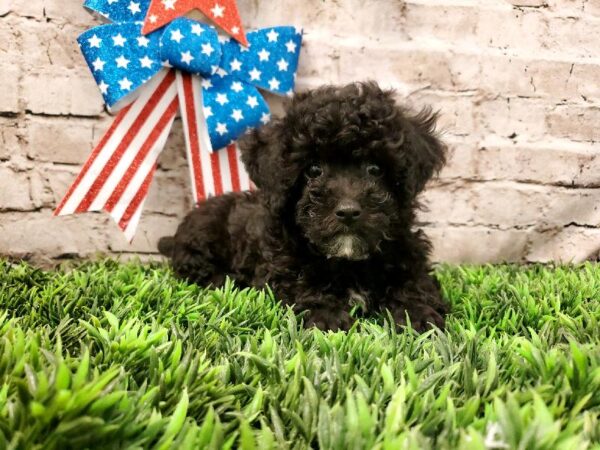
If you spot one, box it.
[160,19,221,77]
[221,26,303,96]
[78,23,164,108]
[84,0,151,23]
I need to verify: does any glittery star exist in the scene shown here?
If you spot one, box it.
[112,34,127,47]
[231,81,243,92]
[248,68,261,81]
[203,106,213,118]
[258,49,270,62]
[137,36,150,47]
[88,34,102,48]
[268,77,280,90]
[191,23,204,35]
[128,1,141,14]
[170,29,184,43]
[260,113,271,124]
[139,56,154,68]
[202,78,213,89]
[285,40,297,53]
[180,51,194,65]
[92,57,105,71]
[162,0,176,9]
[115,55,131,69]
[277,58,289,71]
[119,77,133,91]
[231,109,243,122]
[215,93,228,105]
[99,81,109,94]
[266,29,279,42]
[211,3,225,17]
[229,58,242,71]
[201,43,215,56]
[246,96,258,108]
[215,122,228,135]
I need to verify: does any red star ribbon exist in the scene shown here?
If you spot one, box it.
[142,0,248,46]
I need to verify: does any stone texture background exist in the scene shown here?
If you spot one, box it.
[1,0,599,267]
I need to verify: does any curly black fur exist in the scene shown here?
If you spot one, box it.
[159,82,450,331]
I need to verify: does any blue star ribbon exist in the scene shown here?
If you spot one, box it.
[79,18,302,150]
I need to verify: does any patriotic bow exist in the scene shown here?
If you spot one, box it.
[55,0,303,241]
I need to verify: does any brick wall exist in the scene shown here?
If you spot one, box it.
[1,0,599,267]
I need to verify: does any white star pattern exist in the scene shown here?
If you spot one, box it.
[294,26,303,35]
[88,34,102,48]
[171,29,184,43]
[231,81,243,92]
[266,29,279,42]
[99,81,109,94]
[137,36,150,47]
[203,106,213,118]
[258,49,270,62]
[286,89,294,97]
[107,0,118,4]
[115,55,131,69]
[249,68,261,81]
[211,3,225,18]
[119,77,133,91]
[231,26,240,35]
[246,96,258,108]
[260,113,271,124]
[139,56,154,68]
[229,59,242,72]
[277,58,289,71]
[202,79,213,89]
[181,51,194,65]
[128,1,141,14]
[231,109,244,122]
[92,57,105,72]
[285,40,297,53]
[112,34,127,47]
[216,122,228,135]
[201,43,215,56]
[268,77,280,90]
[149,14,158,23]
[216,93,229,105]
[191,23,204,36]
[162,0,176,10]
[216,68,228,78]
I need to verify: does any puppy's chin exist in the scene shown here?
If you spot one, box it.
[325,234,370,261]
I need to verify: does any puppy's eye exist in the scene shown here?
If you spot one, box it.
[366,164,382,177]
[306,164,323,179]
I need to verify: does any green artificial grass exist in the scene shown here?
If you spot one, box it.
[1,260,600,449]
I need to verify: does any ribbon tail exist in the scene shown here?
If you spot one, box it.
[176,71,253,205]
[54,69,179,241]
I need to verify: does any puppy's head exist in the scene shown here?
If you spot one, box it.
[239,82,446,260]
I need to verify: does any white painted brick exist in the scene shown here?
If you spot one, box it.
[0,65,21,113]
[4,0,45,18]
[26,116,95,164]
[527,226,600,262]
[473,138,600,186]
[22,68,104,116]
[0,167,33,211]
[0,119,22,161]
[426,225,529,263]
[0,212,110,263]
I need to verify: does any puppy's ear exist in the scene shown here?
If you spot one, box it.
[404,107,446,196]
[239,120,299,211]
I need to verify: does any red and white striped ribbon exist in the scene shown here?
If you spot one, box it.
[55,69,251,241]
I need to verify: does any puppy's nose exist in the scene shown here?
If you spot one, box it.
[335,200,362,223]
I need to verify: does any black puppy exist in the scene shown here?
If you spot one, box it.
[159,82,449,331]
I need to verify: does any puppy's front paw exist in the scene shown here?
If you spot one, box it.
[303,308,353,331]
[389,304,445,332]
